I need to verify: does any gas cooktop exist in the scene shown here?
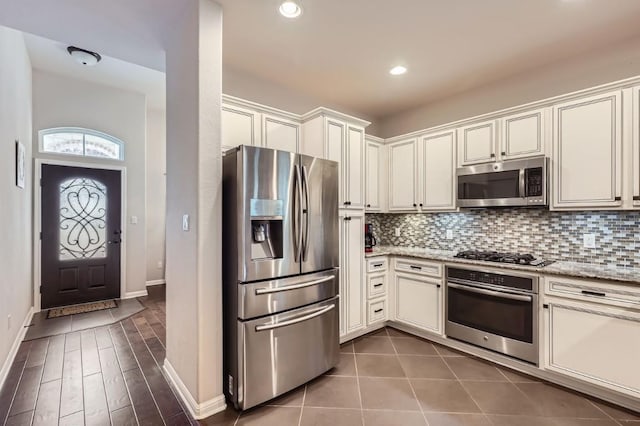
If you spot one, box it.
[454,250,554,267]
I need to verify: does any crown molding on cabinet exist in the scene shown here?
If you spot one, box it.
[222,94,302,122]
[301,107,371,128]
[383,74,640,144]
[365,134,385,143]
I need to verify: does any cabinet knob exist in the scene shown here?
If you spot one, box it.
[501,152,506,156]
[419,203,423,207]
[490,153,496,158]
[413,203,417,207]
[366,204,371,208]
[344,201,352,206]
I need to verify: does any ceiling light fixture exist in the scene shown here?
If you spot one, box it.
[67,46,102,66]
[279,1,302,18]
[389,65,407,76]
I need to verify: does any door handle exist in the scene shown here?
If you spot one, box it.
[255,304,335,331]
[302,165,310,261]
[294,165,303,262]
[108,239,121,245]
[255,276,333,295]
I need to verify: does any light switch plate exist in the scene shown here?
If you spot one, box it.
[130,215,138,225]
[182,214,190,231]
[583,233,596,249]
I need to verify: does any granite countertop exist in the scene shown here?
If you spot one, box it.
[365,246,640,285]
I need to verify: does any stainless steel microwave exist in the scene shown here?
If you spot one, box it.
[457,156,548,208]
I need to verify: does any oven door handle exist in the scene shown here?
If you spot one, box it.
[255,304,335,332]
[447,282,532,302]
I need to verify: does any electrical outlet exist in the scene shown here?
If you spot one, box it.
[583,233,596,249]
[7,314,11,330]
[394,227,401,237]
[157,261,163,269]
[446,229,454,240]
[182,214,190,231]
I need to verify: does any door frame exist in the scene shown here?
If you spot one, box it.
[33,158,127,312]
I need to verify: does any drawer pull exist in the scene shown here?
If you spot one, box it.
[372,263,383,267]
[582,290,606,298]
[410,265,422,270]
[373,283,383,288]
[255,304,335,331]
[374,309,383,313]
[255,276,333,295]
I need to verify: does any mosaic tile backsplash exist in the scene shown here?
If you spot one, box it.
[366,209,640,268]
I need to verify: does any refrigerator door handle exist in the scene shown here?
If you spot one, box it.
[294,164,303,262]
[254,275,333,295]
[302,165,310,261]
[254,304,335,332]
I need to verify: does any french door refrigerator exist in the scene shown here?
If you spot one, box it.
[222,145,340,410]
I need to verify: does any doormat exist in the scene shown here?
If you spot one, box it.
[47,300,118,319]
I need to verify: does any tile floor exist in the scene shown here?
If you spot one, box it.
[24,298,145,341]
[203,327,640,426]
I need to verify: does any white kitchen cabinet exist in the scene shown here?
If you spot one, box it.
[339,211,365,336]
[388,138,418,211]
[552,90,623,209]
[458,120,496,166]
[365,137,383,211]
[500,108,547,160]
[545,297,640,398]
[262,113,300,153]
[301,111,369,210]
[633,86,640,208]
[221,102,261,150]
[418,129,457,211]
[393,272,442,335]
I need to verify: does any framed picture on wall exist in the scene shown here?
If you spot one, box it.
[16,140,25,189]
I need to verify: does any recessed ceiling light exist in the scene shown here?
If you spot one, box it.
[389,65,407,76]
[279,1,302,18]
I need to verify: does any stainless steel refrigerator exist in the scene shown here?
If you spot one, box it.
[222,145,340,410]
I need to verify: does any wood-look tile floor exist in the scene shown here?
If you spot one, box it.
[2,286,639,425]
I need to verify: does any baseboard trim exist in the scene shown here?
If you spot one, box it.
[122,290,148,299]
[0,307,34,390]
[146,279,166,287]
[163,359,227,420]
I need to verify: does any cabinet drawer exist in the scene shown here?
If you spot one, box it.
[367,257,388,273]
[367,298,387,324]
[367,274,386,299]
[545,276,640,310]
[394,258,442,278]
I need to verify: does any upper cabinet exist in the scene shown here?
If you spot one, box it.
[262,113,300,153]
[552,90,623,209]
[500,108,547,160]
[365,136,385,212]
[419,129,457,211]
[458,120,496,165]
[388,138,418,211]
[633,86,640,208]
[458,109,547,166]
[301,110,370,210]
[221,102,261,151]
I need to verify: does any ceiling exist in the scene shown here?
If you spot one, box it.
[3,0,640,119]
[24,33,166,109]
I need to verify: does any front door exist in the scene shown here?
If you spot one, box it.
[41,164,122,309]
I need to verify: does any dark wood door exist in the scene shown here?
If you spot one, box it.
[41,165,122,309]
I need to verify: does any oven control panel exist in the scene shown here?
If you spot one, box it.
[447,267,535,292]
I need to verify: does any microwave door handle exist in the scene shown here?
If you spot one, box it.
[519,168,526,198]
[447,282,532,302]
[302,165,310,261]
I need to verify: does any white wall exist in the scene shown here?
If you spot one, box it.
[146,108,166,284]
[0,27,33,381]
[32,71,147,298]
[378,34,640,138]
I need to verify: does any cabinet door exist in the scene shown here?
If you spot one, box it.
[546,299,640,397]
[394,272,441,334]
[553,91,622,209]
[262,113,300,153]
[388,139,418,211]
[500,108,546,160]
[326,118,346,207]
[339,212,365,336]
[633,86,640,207]
[458,120,496,165]
[365,140,382,211]
[221,103,261,150]
[346,125,365,209]
[419,130,456,210]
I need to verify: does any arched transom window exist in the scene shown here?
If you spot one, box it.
[39,128,124,160]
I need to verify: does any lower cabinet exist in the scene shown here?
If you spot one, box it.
[393,272,442,335]
[545,297,640,398]
[339,211,365,337]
